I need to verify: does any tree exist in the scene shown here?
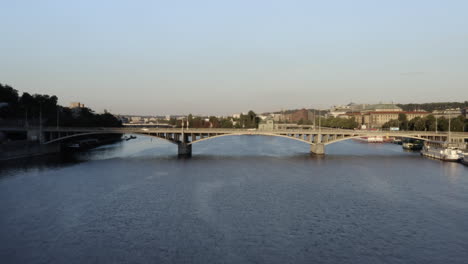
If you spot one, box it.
[382,119,400,129]
[397,102,468,112]
[425,115,436,131]
[220,119,234,128]
[209,116,219,128]
[398,113,408,122]
[238,111,259,128]
[399,120,409,131]
[0,84,19,103]
[413,117,426,131]
[451,115,465,132]
[437,117,448,132]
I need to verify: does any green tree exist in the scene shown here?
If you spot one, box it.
[382,119,400,129]
[209,116,219,128]
[413,117,426,131]
[425,115,436,131]
[0,84,19,103]
[398,113,408,122]
[220,118,234,128]
[451,115,465,132]
[437,117,448,132]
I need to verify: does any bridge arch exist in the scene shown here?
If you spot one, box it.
[189,132,314,145]
[43,131,180,145]
[323,134,431,146]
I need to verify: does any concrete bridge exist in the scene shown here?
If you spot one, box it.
[2,126,468,156]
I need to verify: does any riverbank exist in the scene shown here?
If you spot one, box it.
[0,140,61,161]
[0,135,123,161]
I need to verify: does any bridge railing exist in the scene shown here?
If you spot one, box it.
[2,126,467,137]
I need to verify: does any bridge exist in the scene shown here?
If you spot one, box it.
[2,126,467,156]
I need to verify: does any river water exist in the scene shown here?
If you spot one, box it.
[0,136,467,264]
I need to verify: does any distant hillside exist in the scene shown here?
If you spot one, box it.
[268,108,325,115]
[397,102,468,112]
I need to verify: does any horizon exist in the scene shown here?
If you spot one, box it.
[1,0,467,115]
[3,81,468,117]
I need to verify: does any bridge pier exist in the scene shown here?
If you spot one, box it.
[178,143,192,157]
[310,143,325,155]
[27,129,44,143]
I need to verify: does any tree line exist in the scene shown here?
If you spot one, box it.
[382,113,467,132]
[317,116,359,129]
[168,111,260,129]
[397,102,468,112]
[0,83,122,127]
[297,116,359,129]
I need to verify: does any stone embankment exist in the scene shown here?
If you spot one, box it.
[0,140,61,161]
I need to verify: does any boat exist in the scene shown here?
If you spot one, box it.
[420,118,465,162]
[461,153,468,166]
[67,143,80,149]
[354,136,384,143]
[402,142,423,151]
[420,141,462,162]
[402,139,423,151]
[66,139,99,150]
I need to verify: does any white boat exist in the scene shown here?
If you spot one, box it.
[421,141,462,162]
[402,142,423,151]
[460,153,468,166]
[354,136,384,143]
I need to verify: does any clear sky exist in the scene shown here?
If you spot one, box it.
[1,0,467,115]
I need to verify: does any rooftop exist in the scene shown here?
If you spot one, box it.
[364,104,402,111]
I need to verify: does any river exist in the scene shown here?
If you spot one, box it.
[0,136,467,264]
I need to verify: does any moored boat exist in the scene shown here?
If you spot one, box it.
[461,153,468,166]
[354,136,384,143]
[66,139,100,150]
[421,141,462,162]
[124,135,137,141]
[402,139,423,151]
[402,142,423,151]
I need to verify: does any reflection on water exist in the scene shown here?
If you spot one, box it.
[0,136,467,264]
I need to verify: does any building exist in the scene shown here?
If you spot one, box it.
[258,119,278,130]
[364,111,429,128]
[363,103,402,112]
[287,109,313,123]
[329,103,368,117]
[339,110,429,128]
[338,112,363,123]
[432,109,463,118]
[70,102,85,108]
[130,116,142,123]
[272,113,287,122]
[463,108,468,118]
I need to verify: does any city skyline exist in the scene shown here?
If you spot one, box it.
[1,0,467,115]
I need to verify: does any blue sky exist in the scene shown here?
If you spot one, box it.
[1,0,467,115]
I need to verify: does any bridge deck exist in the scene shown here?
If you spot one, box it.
[2,126,468,137]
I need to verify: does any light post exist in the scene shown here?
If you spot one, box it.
[318,109,321,134]
[25,108,28,128]
[39,103,43,143]
[56,107,60,129]
[313,110,316,130]
[448,113,451,142]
